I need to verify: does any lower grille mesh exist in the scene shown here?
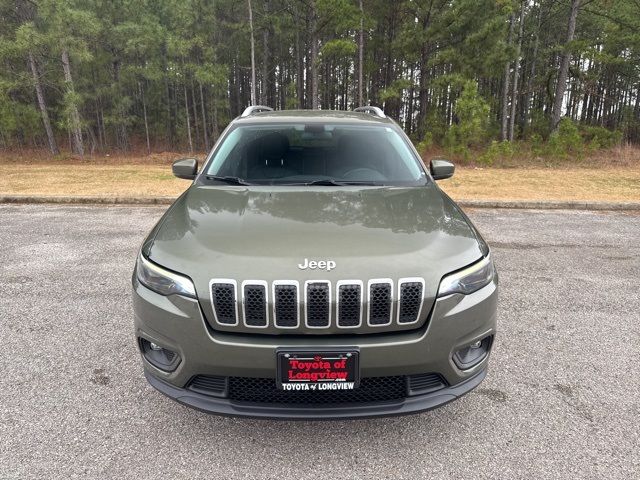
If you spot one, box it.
[228,376,407,404]
[188,373,447,405]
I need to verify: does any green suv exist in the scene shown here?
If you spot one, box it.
[132,106,498,419]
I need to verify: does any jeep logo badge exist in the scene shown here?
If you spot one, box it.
[298,258,336,271]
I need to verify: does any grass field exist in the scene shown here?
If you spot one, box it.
[1,147,639,202]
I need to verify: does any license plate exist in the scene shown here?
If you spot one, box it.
[276,350,360,391]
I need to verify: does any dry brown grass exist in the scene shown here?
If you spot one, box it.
[0,149,206,166]
[439,167,640,202]
[0,164,189,197]
[0,148,639,201]
[423,143,640,169]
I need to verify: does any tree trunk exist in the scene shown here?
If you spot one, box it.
[295,28,304,108]
[551,0,581,131]
[509,1,525,141]
[416,3,434,140]
[279,56,286,109]
[111,59,128,152]
[580,56,592,123]
[357,0,364,106]
[190,79,200,149]
[161,44,174,147]
[406,63,415,135]
[522,1,542,134]
[261,23,268,105]
[61,49,84,157]
[199,81,210,150]
[212,94,219,143]
[28,52,59,155]
[261,0,272,106]
[100,104,108,149]
[184,82,193,153]
[95,103,103,151]
[309,2,319,109]
[139,82,151,154]
[248,0,257,105]
[416,47,430,139]
[500,14,515,141]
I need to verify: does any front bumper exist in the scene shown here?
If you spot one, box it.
[133,276,498,418]
[145,367,487,419]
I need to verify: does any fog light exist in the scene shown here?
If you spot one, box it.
[453,336,493,370]
[138,338,180,372]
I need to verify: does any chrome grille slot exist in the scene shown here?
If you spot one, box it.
[210,280,237,325]
[209,277,426,332]
[398,279,424,324]
[273,282,299,328]
[368,280,393,326]
[337,282,362,328]
[243,283,268,327]
[305,281,331,328]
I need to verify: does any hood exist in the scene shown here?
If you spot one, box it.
[147,184,483,331]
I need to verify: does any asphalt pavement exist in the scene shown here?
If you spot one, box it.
[1,205,639,479]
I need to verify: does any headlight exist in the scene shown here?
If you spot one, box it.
[437,256,495,297]
[135,254,196,298]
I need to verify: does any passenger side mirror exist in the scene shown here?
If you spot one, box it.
[172,158,198,180]
[430,159,455,180]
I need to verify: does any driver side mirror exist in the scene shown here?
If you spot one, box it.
[172,158,199,180]
[430,159,455,180]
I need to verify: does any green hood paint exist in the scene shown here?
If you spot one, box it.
[146,183,483,334]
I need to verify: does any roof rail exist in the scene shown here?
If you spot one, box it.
[354,106,386,118]
[240,105,274,117]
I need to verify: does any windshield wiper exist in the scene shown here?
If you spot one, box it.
[302,179,382,186]
[304,179,345,186]
[205,175,253,186]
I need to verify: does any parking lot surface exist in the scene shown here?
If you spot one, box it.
[1,205,639,479]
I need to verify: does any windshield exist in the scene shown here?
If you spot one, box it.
[203,124,427,186]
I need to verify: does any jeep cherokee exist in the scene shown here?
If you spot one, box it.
[132,106,498,419]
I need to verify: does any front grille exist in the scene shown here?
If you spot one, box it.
[188,373,448,405]
[274,284,298,328]
[228,376,407,404]
[207,277,427,332]
[369,282,392,325]
[337,283,362,327]
[398,281,424,324]
[211,282,237,325]
[243,284,267,327]
[306,282,330,328]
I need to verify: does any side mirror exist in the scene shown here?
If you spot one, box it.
[172,158,198,180]
[430,159,455,180]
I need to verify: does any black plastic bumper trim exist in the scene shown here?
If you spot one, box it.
[144,368,487,420]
